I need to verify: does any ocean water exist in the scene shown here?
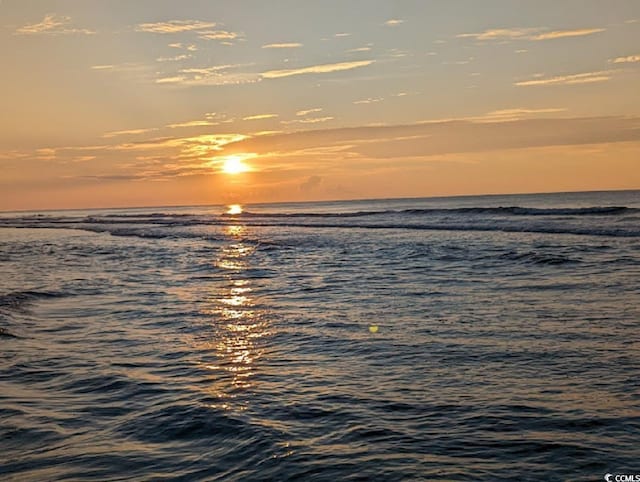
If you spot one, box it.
[1,190,639,481]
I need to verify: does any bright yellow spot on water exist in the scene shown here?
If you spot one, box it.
[221,155,251,174]
[369,325,379,333]
[227,204,243,215]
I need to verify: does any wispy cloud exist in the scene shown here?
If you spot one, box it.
[15,14,94,35]
[262,60,374,79]
[472,108,567,122]
[179,65,240,75]
[102,128,158,138]
[347,47,372,53]
[262,42,303,49]
[243,114,279,121]
[136,20,216,34]
[157,72,260,86]
[458,27,604,42]
[166,120,215,128]
[156,64,259,86]
[334,33,351,37]
[156,76,188,84]
[516,70,612,86]
[197,30,241,40]
[610,54,640,63]
[296,108,323,116]
[222,116,640,162]
[353,97,384,104]
[530,28,605,40]
[457,28,539,41]
[385,19,404,26]
[168,43,198,51]
[282,117,334,125]
[156,54,192,62]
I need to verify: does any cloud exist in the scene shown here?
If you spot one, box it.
[610,54,640,63]
[515,70,612,86]
[457,28,539,41]
[102,128,158,138]
[334,33,351,37]
[169,43,198,51]
[458,27,604,42]
[220,116,640,162]
[166,120,215,128]
[262,60,374,79]
[281,117,335,125]
[347,47,372,52]
[156,76,188,84]
[136,20,216,34]
[15,14,94,35]
[471,108,567,122]
[156,64,260,86]
[385,19,404,26]
[296,108,323,116]
[157,73,261,86]
[530,28,605,40]
[197,30,241,40]
[243,114,278,121]
[353,97,384,104]
[179,65,240,75]
[156,54,192,62]
[262,43,303,49]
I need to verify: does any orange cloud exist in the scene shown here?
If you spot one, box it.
[136,20,216,34]
[262,60,374,79]
[516,71,612,86]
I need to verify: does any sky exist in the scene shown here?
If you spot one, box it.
[1,0,639,210]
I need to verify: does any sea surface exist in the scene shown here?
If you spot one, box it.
[1,190,639,481]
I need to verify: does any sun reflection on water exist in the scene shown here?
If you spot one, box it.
[226,204,243,215]
[199,221,271,405]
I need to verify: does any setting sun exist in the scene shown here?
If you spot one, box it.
[221,155,250,175]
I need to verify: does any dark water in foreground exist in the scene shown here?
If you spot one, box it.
[1,190,639,481]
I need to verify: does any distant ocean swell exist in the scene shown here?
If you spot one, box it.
[1,205,639,238]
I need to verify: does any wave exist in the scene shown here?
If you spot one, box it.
[239,221,640,238]
[0,290,64,313]
[0,206,633,227]
[0,327,18,338]
[500,250,581,266]
[228,205,634,218]
[1,219,639,239]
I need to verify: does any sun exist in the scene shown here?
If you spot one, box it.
[221,155,250,175]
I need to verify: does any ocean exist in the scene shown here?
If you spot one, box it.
[1,190,639,481]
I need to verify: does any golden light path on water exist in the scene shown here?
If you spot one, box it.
[199,211,271,410]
